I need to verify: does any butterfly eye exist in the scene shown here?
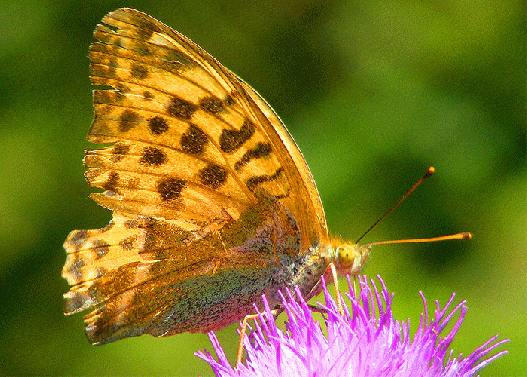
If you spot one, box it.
[336,244,357,269]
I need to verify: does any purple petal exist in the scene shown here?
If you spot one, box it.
[197,275,508,377]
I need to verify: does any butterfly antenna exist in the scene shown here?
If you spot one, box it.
[355,166,435,244]
[367,232,472,247]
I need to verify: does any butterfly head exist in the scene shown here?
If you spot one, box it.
[332,241,371,276]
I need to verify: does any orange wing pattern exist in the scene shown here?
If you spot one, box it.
[86,8,327,246]
[63,8,330,344]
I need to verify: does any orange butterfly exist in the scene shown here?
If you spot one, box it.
[63,8,468,346]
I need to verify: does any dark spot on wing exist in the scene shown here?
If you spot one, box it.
[199,164,227,189]
[140,146,167,166]
[219,119,255,153]
[199,96,224,114]
[235,142,272,170]
[181,124,208,155]
[111,143,130,162]
[148,116,169,135]
[167,96,197,120]
[130,63,148,79]
[102,172,119,193]
[143,91,153,100]
[246,167,284,191]
[119,110,141,132]
[67,230,89,252]
[157,178,186,201]
[93,239,110,259]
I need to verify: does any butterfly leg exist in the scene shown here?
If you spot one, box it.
[308,304,328,314]
[307,264,346,317]
[303,263,345,317]
[351,275,358,296]
[236,309,280,366]
[328,262,345,316]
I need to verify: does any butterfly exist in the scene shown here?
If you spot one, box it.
[62,8,374,345]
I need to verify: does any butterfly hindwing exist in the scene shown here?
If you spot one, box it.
[63,192,302,343]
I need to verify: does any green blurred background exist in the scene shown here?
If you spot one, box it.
[0,0,524,375]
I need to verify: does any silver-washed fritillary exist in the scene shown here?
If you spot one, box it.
[63,8,469,345]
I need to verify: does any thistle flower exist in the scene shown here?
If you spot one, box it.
[197,276,507,376]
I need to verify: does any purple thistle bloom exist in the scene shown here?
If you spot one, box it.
[196,275,508,376]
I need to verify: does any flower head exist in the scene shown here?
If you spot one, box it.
[197,276,507,376]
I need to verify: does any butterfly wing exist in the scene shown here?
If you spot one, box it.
[63,8,329,344]
[64,193,302,344]
[86,8,327,245]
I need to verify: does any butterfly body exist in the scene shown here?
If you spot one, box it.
[63,8,370,345]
